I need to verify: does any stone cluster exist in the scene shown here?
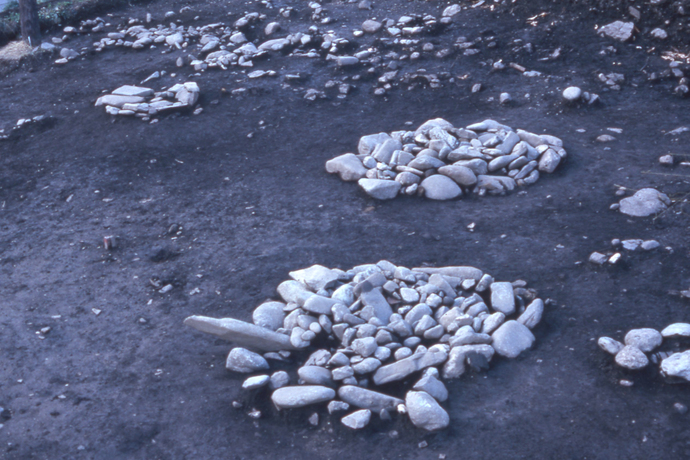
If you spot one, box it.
[185,261,545,431]
[95,83,200,119]
[588,238,661,265]
[599,324,690,381]
[326,118,566,200]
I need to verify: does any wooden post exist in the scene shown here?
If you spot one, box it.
[19,0,41,46]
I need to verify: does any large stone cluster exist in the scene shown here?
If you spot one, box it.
[326,118,566,200]
[599,323,690,381]
[185,261,545,431]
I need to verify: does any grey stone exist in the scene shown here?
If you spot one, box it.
[538,149,561,173]
[185,316,294,351]
[598,337,624,355]
[332,366,355,380]
[481,312,506,334]
[662,323,690,338]
[338,385,404,411]
[337,56,360,66]
[352,337,378,357]
[226,347,270,373]
[362,19,382,33]
[326,154,368,181]
[95,94,146,108]
[242,374,270,390]
[358,178,402,199]
[373,347,448,385]
[332,284,355,307]
[624,328,662,352]
[413,266,482,282]
[562,86,582,102]
[475,175,516,194]
[277,280,315,306]
[490,282,516,315]
[328,400,350,413]
[358,133,392,155]
[352,357,382,374]
[619,188,670,217]
[290,327,311,348]
[442,4,462,17]
[270,370,289,389]
[400,287,420,303]
[449,325,492,347]
[290,264,341,291]
[412,374,448,402]
[661,351,690,381]
[252,301,286,331]
[342,409,372,429]
[589,252,608,265]
[517,299,544,329]
[442,344,494,379]
[599,21,634,41]
[650,28,668,39]
[405,391,449,431]
[359,288,393,323]
[258,38,290,51]
[112,85,154,98]
[437,165,477,187]
[298,365,333,385]
[641,240,660,251]
[271,385,336,409]
[303,295,339,315]
[405,304,433,327]
[491,320,535,358]
[395,347,413,360]
[615,345,648,370]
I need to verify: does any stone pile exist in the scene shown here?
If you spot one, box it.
[325,118,566,200]
[95,83,200,119]
[599,324,690,381]
[185,261,546,431]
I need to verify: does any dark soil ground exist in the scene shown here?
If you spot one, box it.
[2,0,690,458]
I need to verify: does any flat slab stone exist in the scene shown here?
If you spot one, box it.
[271,385,336,409]
[619,188,670,217]
[412,266,483,281]
[598,21,634,41]
[338,386,404,411]
[184,315,295,351]
[661,323,690,338]
[111,85,154,97]
[95,94,146,108]
[491,320,534,358]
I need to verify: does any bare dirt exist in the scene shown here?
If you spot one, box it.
[2,0,690,458]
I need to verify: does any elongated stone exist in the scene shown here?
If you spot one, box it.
[372,347,448,385]
[338,385,404,411]
[271,386,335,409]
[184,316,295,351]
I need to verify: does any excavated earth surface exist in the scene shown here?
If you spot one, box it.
[2,0,690,458]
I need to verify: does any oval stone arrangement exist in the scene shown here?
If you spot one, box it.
[325,118,566,200]
[185,261,545,431]
[599,323,690,382]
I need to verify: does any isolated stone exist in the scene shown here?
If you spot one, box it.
[342,409,371,429]
[362,20,382,33]
[563,86,582,102]
[242,375,270,390]
[599,21,634,41]
[619,188,670,217]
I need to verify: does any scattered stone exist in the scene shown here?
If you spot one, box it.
[341,409,372,429]
[618,188,671,217]
[242,374,270,390]
[362,20,382,34]
[405,391,449,431]
[308,412,319,426]
[598,21,634,42]
[650,28,668,40]
[589,252,608,265]
[674,402,688,415]
[659,154,674,166]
